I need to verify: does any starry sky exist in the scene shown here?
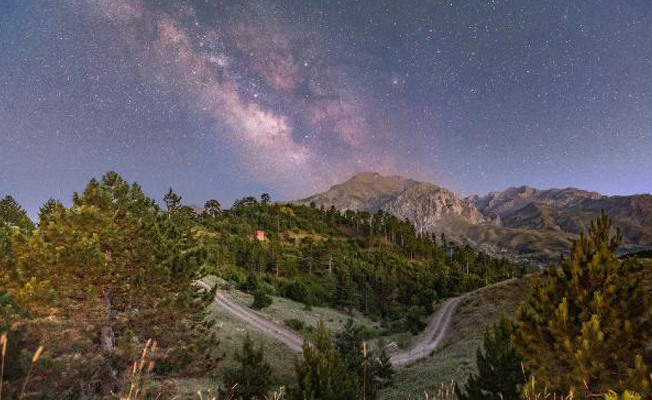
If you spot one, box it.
[1,0,651,217]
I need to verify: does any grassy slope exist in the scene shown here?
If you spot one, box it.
[380,276,537,400]
[171,287,380,394]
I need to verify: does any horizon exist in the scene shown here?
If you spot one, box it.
[5,169,652,221]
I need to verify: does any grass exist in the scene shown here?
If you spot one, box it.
[380,276,537,400]
[188,282,381,393]
[227,288,380,336]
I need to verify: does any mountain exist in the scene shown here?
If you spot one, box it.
[381,182,486,235]
[296,172,419,212]
[297,173,652,261]
[473,187,652,247]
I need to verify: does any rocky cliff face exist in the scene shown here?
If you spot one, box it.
[473,187,652,247]
[382,182,486,234]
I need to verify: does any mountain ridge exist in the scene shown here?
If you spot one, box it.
[295,172,652,261]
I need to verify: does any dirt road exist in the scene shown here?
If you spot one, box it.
[388,297,462,367]
[197,281,305,353]
[198,280,462,367]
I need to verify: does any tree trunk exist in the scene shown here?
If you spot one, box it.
[100,286,118,397]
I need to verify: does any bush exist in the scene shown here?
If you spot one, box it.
[284,318,306,331]
[240,274,259,294]
[224,334,273,400]
[457,318,525,400]
[251,289,272,310]
[284,318,314,334]
[405,305,426,335]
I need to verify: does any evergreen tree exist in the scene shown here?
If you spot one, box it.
[0,195,34,231]
[37,197,64,223]
[290,322,357,400]
[405,305,426,335]
[457,318,525,400]
[514,212,651,397]
[204,199,222,218]
[372,346,395,391]
[0,223,12,260]
[224,334,273,400]
[251,288,272,310]
[334,319,395,399]
[2,173,220,395]
[163,187,182,212]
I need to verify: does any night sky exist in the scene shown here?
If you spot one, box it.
[1,0,651,217]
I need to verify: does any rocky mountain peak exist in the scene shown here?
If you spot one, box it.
[382,182,486,234]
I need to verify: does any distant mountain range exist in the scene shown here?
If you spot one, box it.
[296,172,652,262]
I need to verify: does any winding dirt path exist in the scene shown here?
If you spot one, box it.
[198,280,462,367]
[197,281,305,353]
[389,297,462,367]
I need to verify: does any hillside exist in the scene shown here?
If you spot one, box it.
[381,276,537,400]
[474,186,652,251]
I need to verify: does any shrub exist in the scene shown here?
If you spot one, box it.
[405,305,426,335]
[251,289,272,310]
[223,334,273,400]
[284,318,307,331]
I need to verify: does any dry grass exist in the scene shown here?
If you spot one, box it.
[0,333,44,400]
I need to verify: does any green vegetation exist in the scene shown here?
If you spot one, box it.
[0,195,34,232]
[199,193,525,328]
[456,318,525,400]
[334,319,395,399]
[381,277,536,400]
[0,173,220,397]
[3,171,592,399]
[514,212,651,397]
[251,289,273,310]
[223,334,273,400]
[289,322,358,400]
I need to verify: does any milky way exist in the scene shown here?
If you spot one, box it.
[1,0,651,216]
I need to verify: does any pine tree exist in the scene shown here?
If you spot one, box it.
[251,289,272,310]
[334,319,395,399]
[2,173,221,395]
[204,199,222,218]
[37,197,64,223]
[0,195,34,231]
[457,318,525,400]
[290,322,357,400]
[405,305,426,335]
[372,345,395,392]
[163,187,182,212]
[224,334,273,400]
[514,212,651,397]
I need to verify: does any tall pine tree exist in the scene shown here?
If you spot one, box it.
[2,172,220,396]
[224,334,273,400]
[514,212,651,397]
